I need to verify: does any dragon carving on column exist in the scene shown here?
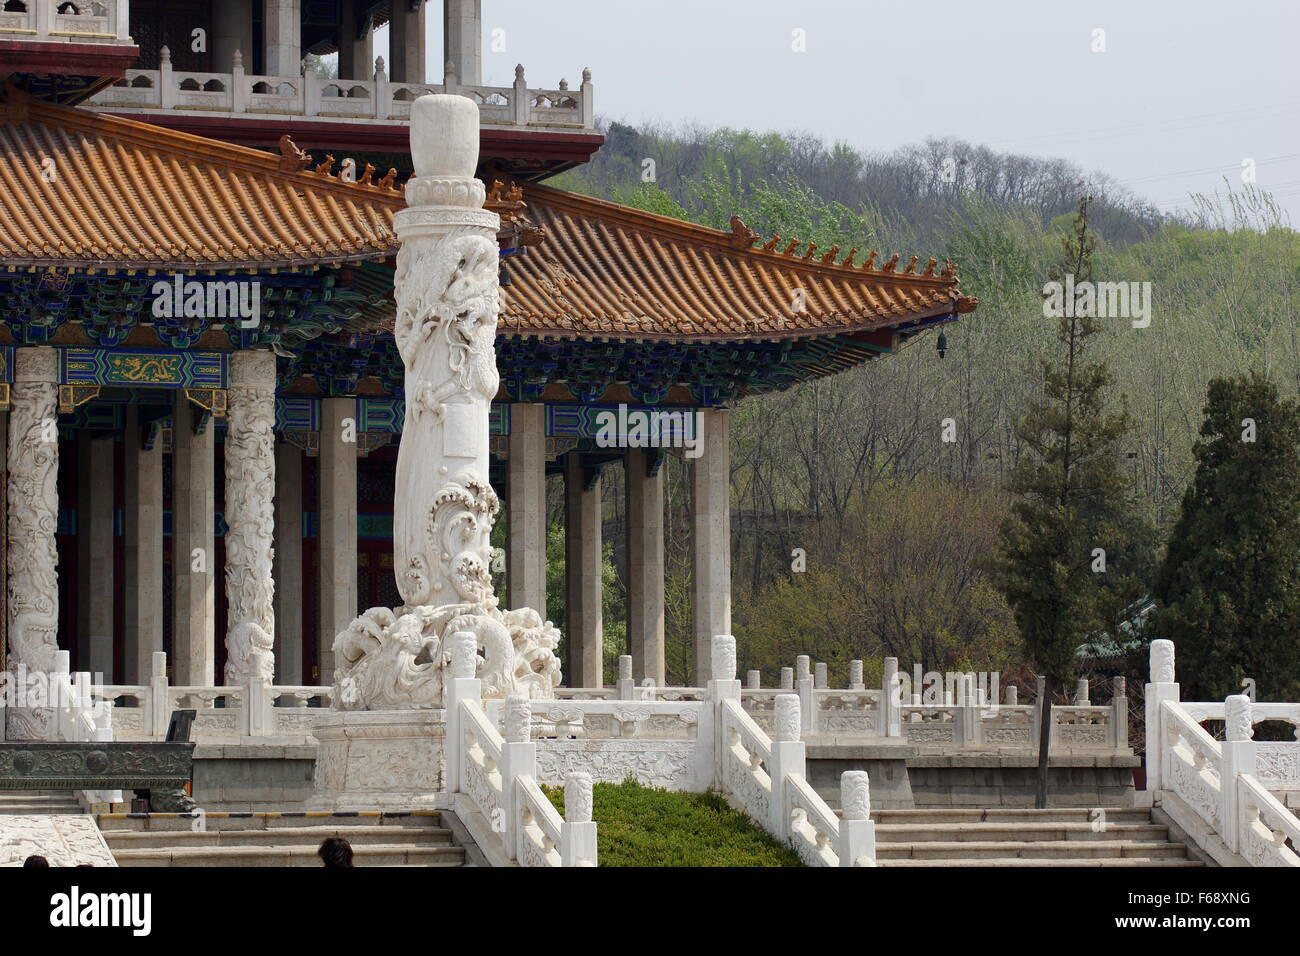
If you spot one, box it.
[329,95,561,712]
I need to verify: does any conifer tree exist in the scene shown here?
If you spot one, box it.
[1153,373,1300,702]
[995,196,1141,807]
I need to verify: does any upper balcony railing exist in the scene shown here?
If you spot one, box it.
[0,0,132,46]
[89,48,595,132]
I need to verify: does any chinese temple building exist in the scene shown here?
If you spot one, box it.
[0,0,976,727]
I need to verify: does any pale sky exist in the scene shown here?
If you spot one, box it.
[384,0,1300,224]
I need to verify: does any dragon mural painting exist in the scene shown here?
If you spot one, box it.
[331,95,561,711]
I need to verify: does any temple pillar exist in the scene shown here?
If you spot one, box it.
[444,0,482,86]
[264,0,302,77]
[6,346,60,740]
[213,0,254,72]
[508,403,546,617]
[76,434,114,680]
[691,408,731,685]
[564,454,602,687]
[123,405,163,684]
[171,394,216,686]
[318,396,357,685]
[273,441,304,684]
[625,447,664,683]
[224,351,276,685]
[389,0,427,84]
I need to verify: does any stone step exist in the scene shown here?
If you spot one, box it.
[95,810,446,832]
[879,857,1203,867]
[101,825,454,849]
[875,840,1189,861]
[0,801,84,815]
[870,807,1152,824]
[111,844,466,867]
[874,823,1170,843]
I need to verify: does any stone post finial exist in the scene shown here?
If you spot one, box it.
[814,662,828,689]
[408,93,481,180]
[505,694,531,742]
[618,655,633,681]
[565,772,594,823]
[746,670,761,690]
[514,63,525,80]
[711,634,736,682]
[1150,639,1175,683]
[780,667,793,690]
[232,48,243,70]
[159,45,171,65]
[849,659,864,689]
[449,630,478,680]
[841,770,871,821]
[1226,694,1253,741]
[1075,678,1090,705]
[774,693,801,742]
[1005,685,1018,706]
[582,67,591,82]
[796,655,810,681]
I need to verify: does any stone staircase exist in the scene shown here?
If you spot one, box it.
[0,791,83,815]
[96,810,468,867]
[872,807,1204,866]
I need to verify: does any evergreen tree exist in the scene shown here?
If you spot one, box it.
[995,196,1141,807]
[1152,373,1300,701]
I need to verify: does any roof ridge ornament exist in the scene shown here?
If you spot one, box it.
[727,216,758,249]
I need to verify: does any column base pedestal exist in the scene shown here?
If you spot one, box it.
[308,709,448,811]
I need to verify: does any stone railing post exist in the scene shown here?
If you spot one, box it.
[616,654,634,700]
[1005,685,1018,706]
[231,49,247,113]
[1144,640,1179,793]
[838,770,876,867]
[561,772,597,866]
[579,67,593,128]
[769,694,805,841]
[52,651,72,741]
[1221,694,1256,854]
[502,695,534,862]
[1075,678,1090,705]
[444,630,481,795]
[796,655,814,736]
[159,46,176,109]
[746,670,760,690]
[814,662,828,689]
[706,635,741,791]
[881,657,899,737]
[955,673,979,747]
[779,667,793,691]
[245,676,272,736]
[512,63,528,125]
[374,56,390,120]
[848,659,864,691]
[1111,676,1128,750]
[150,651,170,738]
[304,64,320,116]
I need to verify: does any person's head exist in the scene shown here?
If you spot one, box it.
[23,855,49,867]
[317,837,353,867]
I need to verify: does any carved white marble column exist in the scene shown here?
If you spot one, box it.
[6,346,60,740]
[508,402,546,617]
[273,441,303,684]
[691,407,730,685]
[327,94,560,713]
[224,350,277,684]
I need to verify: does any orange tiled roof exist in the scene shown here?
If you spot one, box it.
[500,183,975,341]
[0,91,403,271]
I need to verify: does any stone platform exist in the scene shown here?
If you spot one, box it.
[307,710,448,812]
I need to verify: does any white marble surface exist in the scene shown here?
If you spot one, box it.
[0,815,117,867]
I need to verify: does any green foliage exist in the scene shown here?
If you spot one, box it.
[995,197,1148,685]
[543,780,803,867]
[1152,373,1300,701]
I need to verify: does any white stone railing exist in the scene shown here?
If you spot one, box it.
[1145,639,1300,867]
[563,655,1127,753]
[444,632,596,867]
[0,0,131,45]
[90,51,594,130]
[92,652,332,740]
[1178,701,1300,790]
[711,638,876,866]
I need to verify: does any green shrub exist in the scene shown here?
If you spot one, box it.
[543,779,803,867]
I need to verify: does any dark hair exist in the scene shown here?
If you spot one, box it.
[23,855,50,867]
[317,837,354,867]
